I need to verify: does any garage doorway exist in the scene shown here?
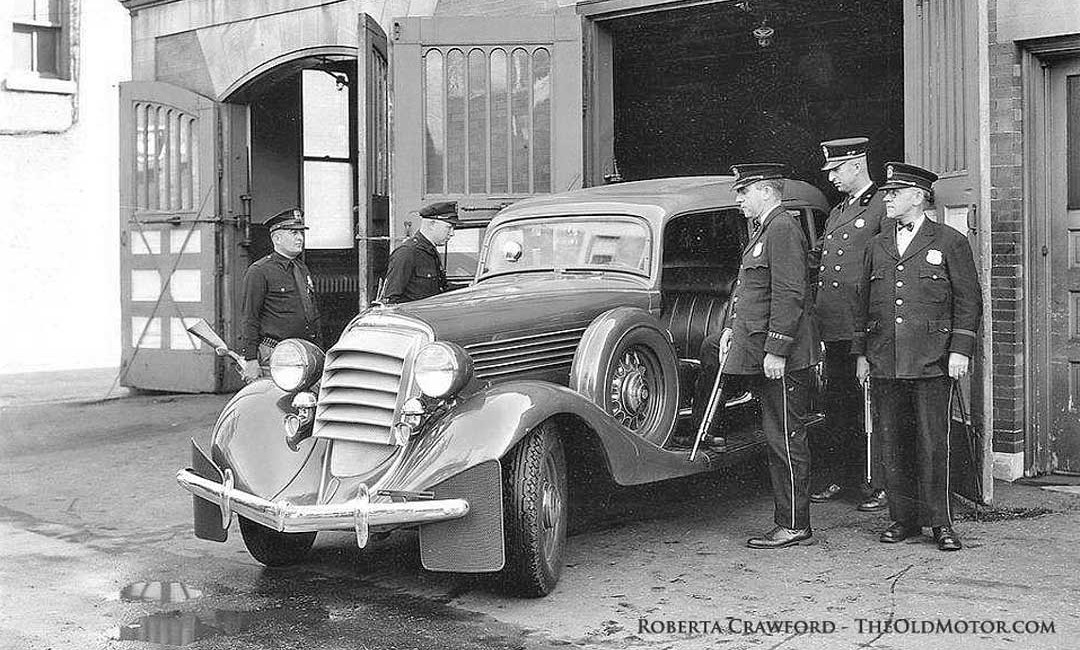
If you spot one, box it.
[585,0,904,202]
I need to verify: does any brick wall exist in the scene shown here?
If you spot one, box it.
[987,0,1025,455]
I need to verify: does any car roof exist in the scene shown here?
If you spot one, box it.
[490,176,830,228]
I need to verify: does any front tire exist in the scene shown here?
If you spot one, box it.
[502,424,568,597]
[239,516,316,567]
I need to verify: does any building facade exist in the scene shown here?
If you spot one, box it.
[114,0,1080,483]
[1,0,131,373]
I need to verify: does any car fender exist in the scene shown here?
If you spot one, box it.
[381,379,713,492]
[209,378,326,502]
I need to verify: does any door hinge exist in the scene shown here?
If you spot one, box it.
[1042,245,1049,257]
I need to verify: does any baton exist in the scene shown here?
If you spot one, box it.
[186,318,246,368]
[863,376,872,485]
[690,328,733,462]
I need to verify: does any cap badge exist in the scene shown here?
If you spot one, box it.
[822,145,829,159]
[854,218,865,229]
[886,165,894,178]
[752,242,764,257]
[926,249,943,265]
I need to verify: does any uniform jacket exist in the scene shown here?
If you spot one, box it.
[852,218,982,379]
[239,252,321,359]
[382,232,447,304]
[726,205,818,374]
[814,184,884,341]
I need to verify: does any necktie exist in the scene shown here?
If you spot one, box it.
[897,222,914,232]
[290,261,316,323]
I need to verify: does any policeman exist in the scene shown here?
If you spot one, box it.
[853,162,982,552]
[703,163,817,549]
[238,208,321,382]
[381,201,460,304]
[810,137,889,512]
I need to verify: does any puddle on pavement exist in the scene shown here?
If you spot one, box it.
[121,581,202,604]
[114,606,328,646]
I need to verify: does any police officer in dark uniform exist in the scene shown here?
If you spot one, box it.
[381,201,460,304]
[810,137,889,512]
[853,163,982,552]
[238,208,321,382]
[698,163,818,549]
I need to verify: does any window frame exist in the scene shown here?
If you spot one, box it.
[7,0,74,93]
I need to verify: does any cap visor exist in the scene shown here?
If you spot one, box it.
[820,160,844,171]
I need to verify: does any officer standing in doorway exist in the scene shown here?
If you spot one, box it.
[712,163,817,549]
[381,201,460,304]
[853,162,982,551]
[811,137,889,512]
[238,208,321,382]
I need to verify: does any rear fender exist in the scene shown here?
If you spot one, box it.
[382,379,713,492]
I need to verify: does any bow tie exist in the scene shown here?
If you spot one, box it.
[751,218,762,232]
[896,222,914,232]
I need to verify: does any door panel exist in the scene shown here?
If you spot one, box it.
[119,81,223,392]
[1048,60,1080,474]
[390,14,582,242]
[357,13,390,306]
[904,0,990,496]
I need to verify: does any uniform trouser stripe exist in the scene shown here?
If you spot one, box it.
[782,374,795,529]
[731,369,811,531]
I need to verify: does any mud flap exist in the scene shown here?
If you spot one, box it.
[419,460,504,573]
[189,439,228,542]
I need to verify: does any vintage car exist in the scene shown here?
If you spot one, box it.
[177,176,829,597]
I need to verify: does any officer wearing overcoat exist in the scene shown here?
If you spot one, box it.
[238,208,321,381]
[853,162,982,551]
[811,137,888,511]
[698,163,817,549]
[381,201,460,304]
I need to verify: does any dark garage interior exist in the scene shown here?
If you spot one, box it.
[608,0,904,202]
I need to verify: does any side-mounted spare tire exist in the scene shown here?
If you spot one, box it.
[502,423,568,597]
[570,307,680,446]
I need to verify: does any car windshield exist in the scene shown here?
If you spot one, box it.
[479,217,652,279]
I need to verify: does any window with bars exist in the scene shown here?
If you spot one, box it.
[133,103,198,213]
[11,0,65,78]
[423,46,552,197]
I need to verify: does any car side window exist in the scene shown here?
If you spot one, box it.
[442,225,487,283]
[661,209,744,294]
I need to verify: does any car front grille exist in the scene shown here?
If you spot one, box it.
[314,320,430,445]
[465,327,586,380]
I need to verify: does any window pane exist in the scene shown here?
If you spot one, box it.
[302,69,350,159]
[468,50,489,194]
[12,26,33,72]
[41,0,62,22]
[35,26,60,76]
[510,49,531,194]
[12,0,35,21]
[303,161,354,249]
[489,49,509,193]
[531,49,551,193]
[424,51,445,194]
[446,49,467,194]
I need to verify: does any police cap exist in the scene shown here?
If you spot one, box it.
[820,136,869,171]
[418,201,461,225]
[879,162,938,193]
[730,163,789,191]
[264,208,308,233]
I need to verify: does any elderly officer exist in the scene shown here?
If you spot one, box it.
[238,208,321,382]
[853,162,982,552]
[697,163,817,549]
[811,137,889,512]
[381,201,460,304]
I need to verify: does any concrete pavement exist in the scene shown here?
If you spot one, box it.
[1,384,1079,649]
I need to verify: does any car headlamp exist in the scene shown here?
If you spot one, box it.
[269,339,325,392]
[413,342,473,398]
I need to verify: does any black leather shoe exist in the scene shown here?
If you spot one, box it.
[879,521,921,543]
[809,483,843,503]
[933,526,962,551]
[747,526,813,549]
[857,489,888,512]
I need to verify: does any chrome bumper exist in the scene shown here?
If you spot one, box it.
[176,468,469,548]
